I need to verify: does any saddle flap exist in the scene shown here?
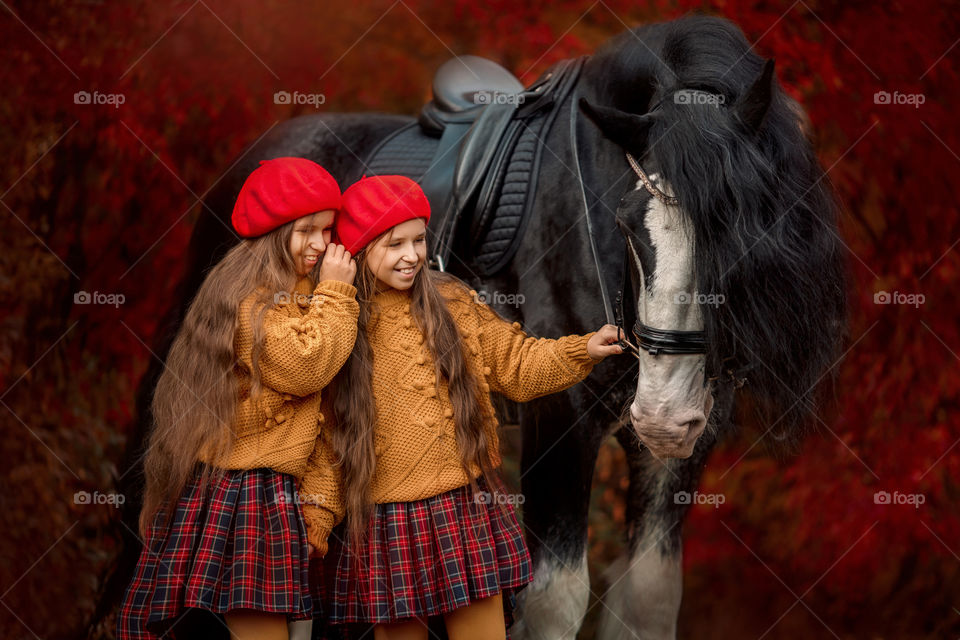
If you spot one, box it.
[452,103,519,207]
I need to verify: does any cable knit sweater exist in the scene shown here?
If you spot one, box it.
[300,278,600,554]
[195,277,358,478]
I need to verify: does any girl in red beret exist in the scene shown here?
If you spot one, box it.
[301,175,622,639]
[117,157,359,640]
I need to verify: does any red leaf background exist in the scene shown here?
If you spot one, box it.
[0,1,956,637]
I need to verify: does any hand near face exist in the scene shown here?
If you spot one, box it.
[318,243,357,285]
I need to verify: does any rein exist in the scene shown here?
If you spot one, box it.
[569,87,617,327]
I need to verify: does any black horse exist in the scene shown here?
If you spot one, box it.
[105,14,845,640]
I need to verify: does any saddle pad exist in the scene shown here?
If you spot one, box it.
[365,123,439,180]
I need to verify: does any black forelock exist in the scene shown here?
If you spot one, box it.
[592,15,848,442]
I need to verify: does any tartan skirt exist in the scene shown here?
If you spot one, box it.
[116,467,313,639]
[319,477,532,627]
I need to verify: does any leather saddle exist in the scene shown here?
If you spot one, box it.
[362,54,583,274]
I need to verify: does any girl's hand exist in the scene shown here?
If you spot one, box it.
[587,324,624,360]
[318,243,357,285]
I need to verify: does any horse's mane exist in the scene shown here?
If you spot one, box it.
[593,16,848,443]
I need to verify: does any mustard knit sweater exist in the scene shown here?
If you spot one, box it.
[301,279,600,554]
[196,277,358,478]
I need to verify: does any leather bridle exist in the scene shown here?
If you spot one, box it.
[622,152,709,358]
[570,89,747,388]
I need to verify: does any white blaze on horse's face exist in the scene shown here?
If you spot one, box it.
[627,175,714,459]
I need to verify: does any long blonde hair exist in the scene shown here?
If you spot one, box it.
[140,221,310,535]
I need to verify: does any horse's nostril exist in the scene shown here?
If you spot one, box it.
[675,416,706,441]
[676,415,705,430]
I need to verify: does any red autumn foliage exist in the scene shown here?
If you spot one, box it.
[0,1,956,637]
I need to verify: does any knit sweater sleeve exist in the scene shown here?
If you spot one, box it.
[300,406,344,556]
[468,292,601,402]
[236,280,359,398]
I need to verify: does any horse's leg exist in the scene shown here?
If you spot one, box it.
[594,434,693,640]
[596,388,732,640]
[510,390,610,640]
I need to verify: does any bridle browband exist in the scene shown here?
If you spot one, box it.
[625,152,678,207]
[571,87,747,387]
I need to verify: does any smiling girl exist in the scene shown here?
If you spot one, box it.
[117,157,358,640]
[300,175,622,639]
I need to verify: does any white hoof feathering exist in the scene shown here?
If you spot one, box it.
[511,553,589,640]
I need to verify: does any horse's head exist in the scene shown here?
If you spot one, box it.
[618,150,715,459]
[580,16,847,459]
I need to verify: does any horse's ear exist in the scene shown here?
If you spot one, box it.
[735,59,776,132]
[579,97,655,155]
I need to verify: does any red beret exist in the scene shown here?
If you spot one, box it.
[231,157,341,237]
[337,175,431,253]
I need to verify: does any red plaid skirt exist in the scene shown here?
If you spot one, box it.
[116,467,312,639]
[317,477,532,628]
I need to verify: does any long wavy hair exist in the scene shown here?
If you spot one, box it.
[330,229,502,545]
[139,221,311,536]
